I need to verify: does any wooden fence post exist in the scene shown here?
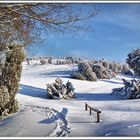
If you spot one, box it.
[90,108,92,115]
[97,112,100,123]
[85,103,87,111]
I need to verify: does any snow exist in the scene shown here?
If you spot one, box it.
[0,62,140,137]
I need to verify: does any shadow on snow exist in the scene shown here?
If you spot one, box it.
[39,70,75,78]
[19,84,122,101]
[100,79,123,85]
[19,84,47,99]
[75,93,122,101]
[39,107,68,125]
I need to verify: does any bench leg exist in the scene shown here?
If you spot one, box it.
[90,109,92,115]
[97,112,100,123]
[85,103,87,111]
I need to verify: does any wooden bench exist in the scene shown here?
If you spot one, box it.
[85,103,101,123]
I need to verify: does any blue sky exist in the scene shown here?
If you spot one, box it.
[30,4,140,62]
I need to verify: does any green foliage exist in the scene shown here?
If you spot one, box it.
[0,45,24,116]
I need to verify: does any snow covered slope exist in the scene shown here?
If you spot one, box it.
[0,62,140,137]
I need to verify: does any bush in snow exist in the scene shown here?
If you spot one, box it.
[48,57,52,64]
[40,59,47,65]
[73,59,131,81]
[0,86,10,115]
[47,78,75,99]
[101,59,109,68]
[71,72,86,80]
[71,61,97,81]
[123,69,134,76]
[112,78,140,99]
[92,63,111,79]
[109,62,122,75]
[56,60,67,65]
[126,49,140,76]
[8,99,19,114]
[0,45,24,116]
[121,64,130,75]
[90,59,117,79]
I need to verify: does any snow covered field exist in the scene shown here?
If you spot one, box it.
[0,61,140,137]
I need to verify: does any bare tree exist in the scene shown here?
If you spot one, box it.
[0,3,99,50]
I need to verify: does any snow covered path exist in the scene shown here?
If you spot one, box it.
[0,105,56,137]
[1,63,140,137]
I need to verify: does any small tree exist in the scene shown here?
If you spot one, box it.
[126,49,140,76]
[47,78,75,99]
[0,45,24,115]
